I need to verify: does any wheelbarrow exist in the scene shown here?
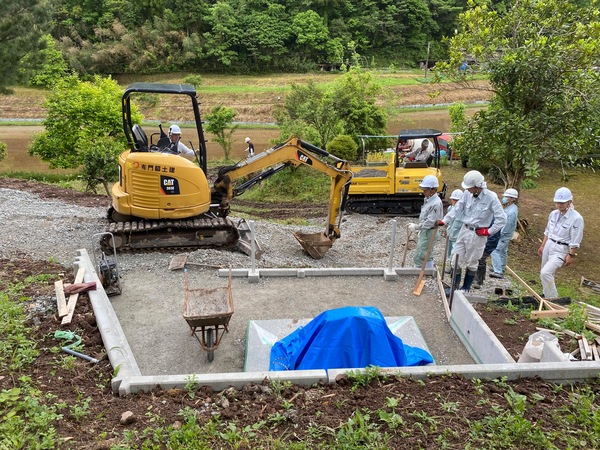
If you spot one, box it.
[183,269,234,362]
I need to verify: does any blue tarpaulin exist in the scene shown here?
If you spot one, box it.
[269,306,433,371]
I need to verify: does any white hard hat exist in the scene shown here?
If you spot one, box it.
[461,170,485,189]
[449,189,463,200]
[504,188,519,199]
[245,137,251,143]
[553,187,572,202]
[419,175,439,189]
[169,124,181,134]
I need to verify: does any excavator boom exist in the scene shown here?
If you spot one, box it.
[212,137,353,258]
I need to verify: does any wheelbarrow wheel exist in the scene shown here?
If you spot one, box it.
[206,328,215,362]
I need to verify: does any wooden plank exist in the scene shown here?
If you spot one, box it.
[530,309,569,319]
[544,300,568,311]
[581,338,592,360]
[595,337,600,347]
[585,321,600,334]
[592,344,600,361]
[505,266,545,304]
[61,267,86,325]
[578,340,589,361]
[55,280,68,317]
[437,274,451,322]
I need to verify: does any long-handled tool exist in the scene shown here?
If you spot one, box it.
[413,227,438,296]
[440,233,450,281]
[401,224,411,267]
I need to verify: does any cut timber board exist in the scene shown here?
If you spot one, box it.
[55,280,68,317]
[61,267,85,325]
[530,299,569,319]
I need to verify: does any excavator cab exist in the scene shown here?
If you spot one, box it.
[346,129,447,216]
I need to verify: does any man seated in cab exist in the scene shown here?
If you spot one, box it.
[403,138,433,163]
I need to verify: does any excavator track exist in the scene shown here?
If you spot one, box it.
[345,195,424,216]
[103,216,240,252]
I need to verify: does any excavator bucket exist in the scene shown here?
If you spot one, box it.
[293,232,334,259]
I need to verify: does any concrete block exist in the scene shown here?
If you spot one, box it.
[383,268,399,281]
[450,291,514,364]
[119,370,328,395]
[75,249,141,393]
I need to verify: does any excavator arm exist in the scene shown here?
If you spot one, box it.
[212,137,353,258]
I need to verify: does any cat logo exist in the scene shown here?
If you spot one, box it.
[160,176,180,195]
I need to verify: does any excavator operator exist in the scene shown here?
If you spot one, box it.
[166,124,196,161]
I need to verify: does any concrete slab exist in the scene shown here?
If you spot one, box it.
[244,316,431,372]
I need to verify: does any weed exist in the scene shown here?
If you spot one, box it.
[471,378,484,395]
[270,379,292,397]
[503,317,517,325]
[410,410,439,432]
[185,374,200,399]
[493,376,509,389]
[53,355,77,371]
[70,396,92,421]
[336,409,385,448]
[0,291,39,371]
[281,399,294,410]
[376,396,406,430]
[346,365,384,393]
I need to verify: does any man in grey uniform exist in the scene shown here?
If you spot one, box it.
[408,175,443,268]
[439,170,506,292]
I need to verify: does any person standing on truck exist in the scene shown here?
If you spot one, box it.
[167,124,196,161]
[537,187,584,299]
[244,137,255,158]
[408,175,443,269]
[404,138,433,162]
[489,188,519,279]
[438,170,506,292]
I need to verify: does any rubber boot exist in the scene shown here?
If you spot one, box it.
[472,265,486,290]
[461,269,477,291]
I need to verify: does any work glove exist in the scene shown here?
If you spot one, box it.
[437,220,445,227]
[475,227,490,236]
[408,223,418,233]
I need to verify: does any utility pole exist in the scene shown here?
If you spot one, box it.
[424,41,431,78]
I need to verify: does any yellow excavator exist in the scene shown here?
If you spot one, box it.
[105,83,353,259]
[346,129,447,216]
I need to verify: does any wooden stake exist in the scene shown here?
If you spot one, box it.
[55,280,68,317]
[413,227,438,296]
[505,266,545,304]
[61,266,85,325]
[401,224,411,268]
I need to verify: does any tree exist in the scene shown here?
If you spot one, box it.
[434,0,600,189]
[204,106,238,160]
[0,141,6,162]
[275,70,388,148]
[328,69,388,139]
[19,35,69,88]
[275,81,343,148]
[29,75,141,193]
[0,0,50,93]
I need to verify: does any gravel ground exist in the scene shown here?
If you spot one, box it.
[1,187,493,374]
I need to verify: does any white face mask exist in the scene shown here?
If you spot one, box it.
[502,197,508,205]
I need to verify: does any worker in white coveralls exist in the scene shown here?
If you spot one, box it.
[408,175,443,269]
[444,189,464,273]
[489,188,519,279]
[403,138,434,163]
[167,124,196,161]
[438,170,506,292]
[537,187,584,299]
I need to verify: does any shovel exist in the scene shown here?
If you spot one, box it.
[413,227,438,296]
